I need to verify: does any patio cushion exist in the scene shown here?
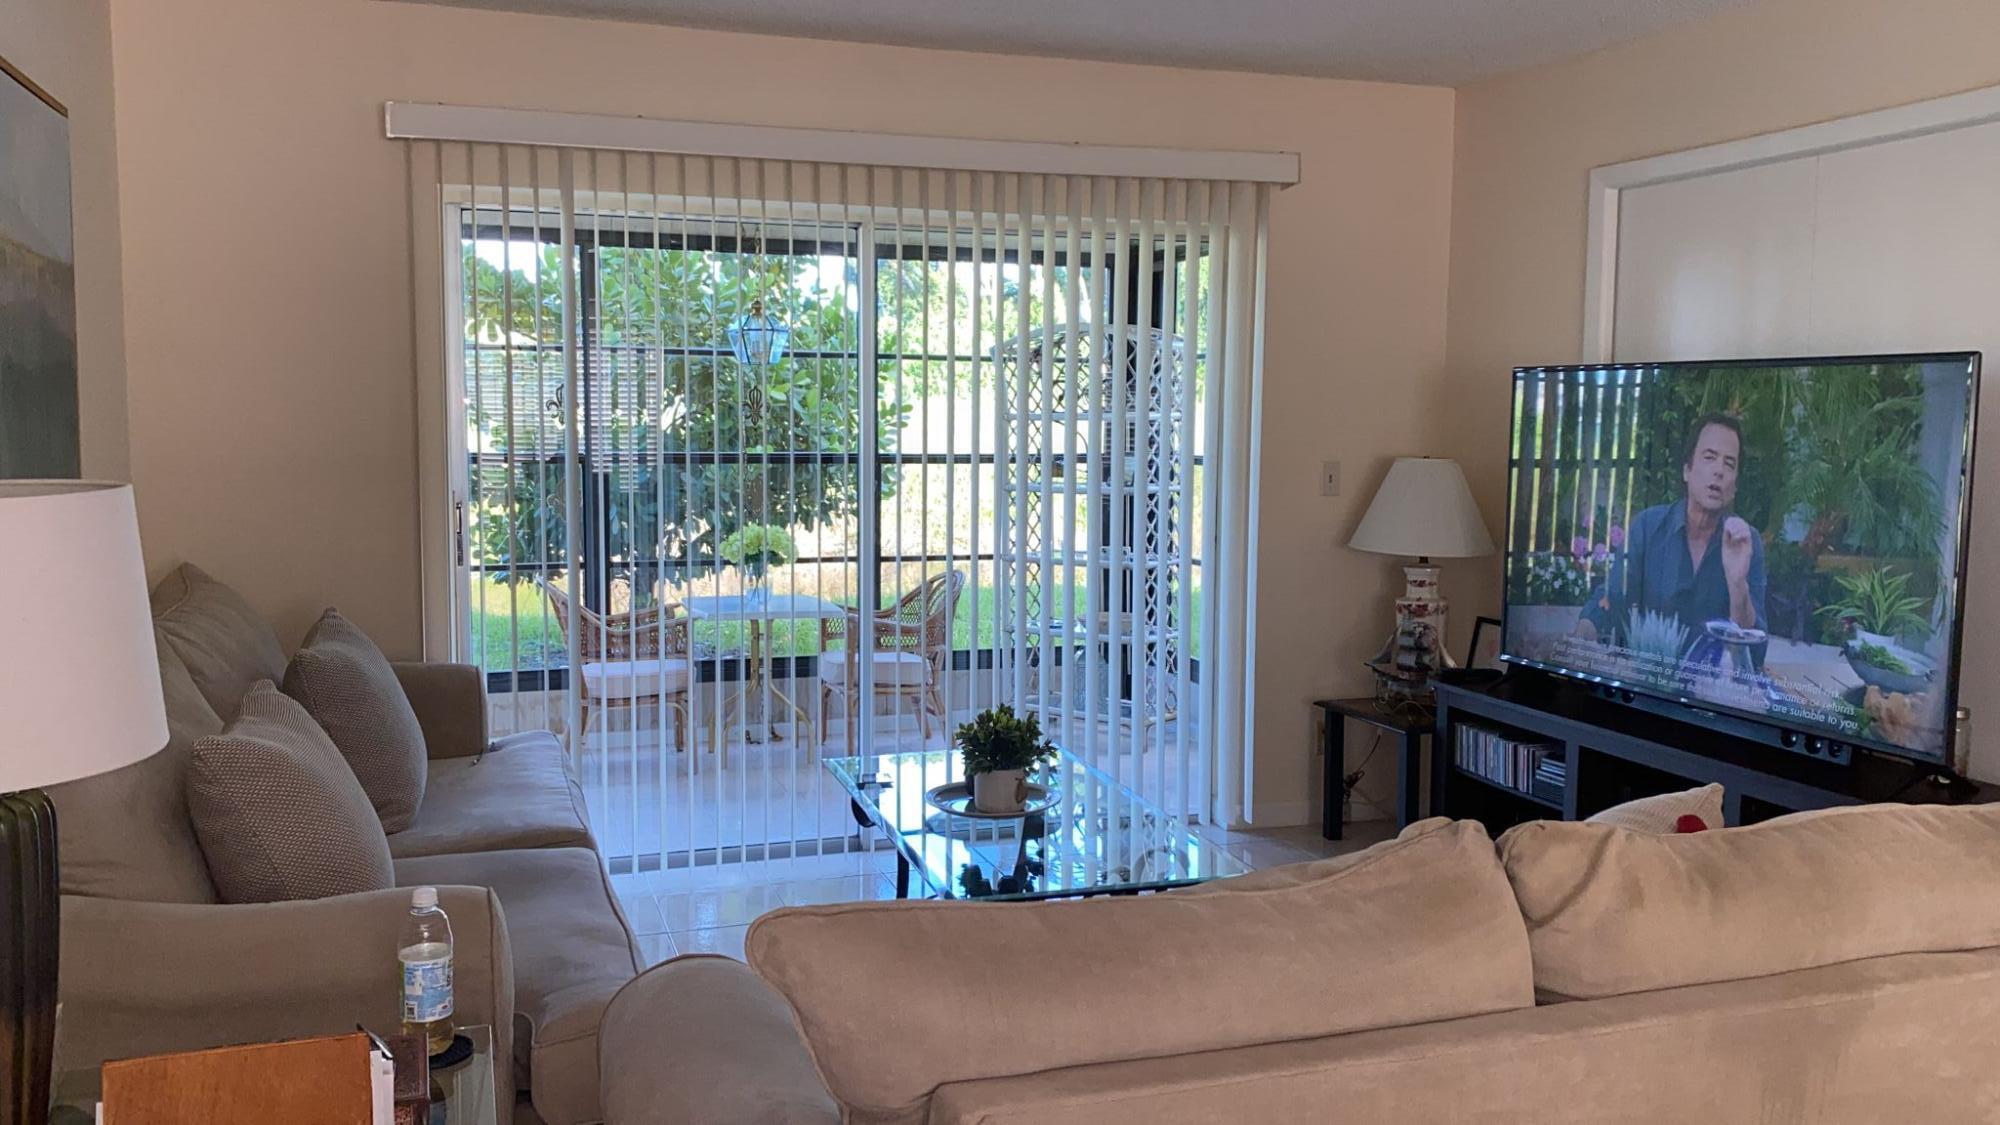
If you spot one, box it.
[283,609,428,832]
[47,632,222,904]
[149,563,287,720]
[395,846,642,1125]
[819,651,931,687]
[187,683,396,903]
[389,730,594,859]
[580,657,690,700]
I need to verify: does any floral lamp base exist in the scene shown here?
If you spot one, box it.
[1365,564,1453,700]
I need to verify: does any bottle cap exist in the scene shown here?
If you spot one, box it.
[411,886,438,910]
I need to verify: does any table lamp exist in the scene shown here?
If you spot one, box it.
[0,482,166,1125]
[1348,458,1494,698]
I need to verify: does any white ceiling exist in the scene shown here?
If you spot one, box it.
[400,0,1756,86]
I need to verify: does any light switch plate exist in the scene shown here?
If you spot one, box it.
[1320,460,1341,497]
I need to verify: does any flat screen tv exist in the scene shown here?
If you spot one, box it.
[1501,353,1979,765]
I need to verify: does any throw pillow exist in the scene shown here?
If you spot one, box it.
[1585,782,1725,833]
[283,609,428,832]
[187,681,395,902]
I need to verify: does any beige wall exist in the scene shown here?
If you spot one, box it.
[1444,0,2000,665]
[2,0,128,479]
[109,0,1455,824]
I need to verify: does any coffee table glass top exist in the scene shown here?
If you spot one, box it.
[824,747,1248,900]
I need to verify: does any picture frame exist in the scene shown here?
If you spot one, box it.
[0,50,80,479]
[1467,616,1504,671]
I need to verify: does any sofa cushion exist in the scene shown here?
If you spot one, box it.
[186,682,396,902]
[388,730,593,859]
[924,949,2000,1125]
[395,847,642,1125]
[1585,783,1725,832]
[46,633,222,903]
[746,818,1533,1125]
[150,563,287,719]
[1498,801,2000,1000]
[283,609,427,832]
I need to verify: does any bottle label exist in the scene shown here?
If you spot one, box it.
[402,954,453,1022]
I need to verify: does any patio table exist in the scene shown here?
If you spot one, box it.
[682,594,846,746]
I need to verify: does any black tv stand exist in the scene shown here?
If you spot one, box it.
[1431,671,1996,830]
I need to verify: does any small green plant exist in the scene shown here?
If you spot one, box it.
[955,705,1056,776]
[1624,607,1691,667]
[1853,641,1913,676]
[1815,566,1932,641]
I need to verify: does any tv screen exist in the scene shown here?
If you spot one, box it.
[1501,354,1979,764]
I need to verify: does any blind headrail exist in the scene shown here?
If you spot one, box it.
[385,102,1301,186]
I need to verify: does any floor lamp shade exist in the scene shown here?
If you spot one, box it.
[0,481,167,789]
[0,481,163,1125]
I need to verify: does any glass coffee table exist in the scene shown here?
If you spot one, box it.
[824,747,1248,900]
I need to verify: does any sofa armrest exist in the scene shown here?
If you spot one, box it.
[392,661,489,759]
[600,956,838,1125]
[59,886,514,1097]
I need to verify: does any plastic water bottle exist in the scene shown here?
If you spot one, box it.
[399,886,454,1055]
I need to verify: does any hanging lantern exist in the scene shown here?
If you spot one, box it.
[726,298,791,367]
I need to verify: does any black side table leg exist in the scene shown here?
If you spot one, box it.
[1397,731,1422,828]
[1322,712,1345,840]
[895,853,911,899]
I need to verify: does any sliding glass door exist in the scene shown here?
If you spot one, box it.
[424,152,1250,877]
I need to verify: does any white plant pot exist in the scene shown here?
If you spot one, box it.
[972,769,1029,814]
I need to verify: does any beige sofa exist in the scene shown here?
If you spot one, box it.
[598,804,2000,1124]
[50,565,640,1125]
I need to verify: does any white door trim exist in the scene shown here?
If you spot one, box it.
[1583,82,2000,362]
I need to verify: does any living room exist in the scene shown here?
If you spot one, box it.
[6,0,2000,1121]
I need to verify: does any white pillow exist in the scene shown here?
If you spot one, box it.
[1585,783,1725,833]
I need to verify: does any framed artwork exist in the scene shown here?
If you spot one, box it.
[0,54,78,478]
[1467,616,1504,671]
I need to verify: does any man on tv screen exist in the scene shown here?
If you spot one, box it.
[1575,413,1768,649]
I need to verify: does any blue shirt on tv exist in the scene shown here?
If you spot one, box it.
[1579,498,1768,647]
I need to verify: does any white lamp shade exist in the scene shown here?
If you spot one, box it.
[0,482,167,791]
[1348,457,1495,559]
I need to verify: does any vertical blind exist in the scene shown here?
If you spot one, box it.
[405,138,1270,883]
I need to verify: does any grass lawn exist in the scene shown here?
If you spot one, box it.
[467,573,1202,673]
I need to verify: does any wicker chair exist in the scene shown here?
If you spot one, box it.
[819,570,966,753]
[539,581,695,752]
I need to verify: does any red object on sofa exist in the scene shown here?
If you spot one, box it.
[1673,814,1710,834]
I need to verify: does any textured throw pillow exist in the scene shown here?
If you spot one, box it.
[1585,782,1725,833]
[187,682,395,902]
[283,609,428,832]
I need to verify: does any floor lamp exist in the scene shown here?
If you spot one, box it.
[0,482,166,1125]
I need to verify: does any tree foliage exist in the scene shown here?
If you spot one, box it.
[462,240,902,595]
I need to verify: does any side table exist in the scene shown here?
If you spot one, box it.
[1312,697,1433,840]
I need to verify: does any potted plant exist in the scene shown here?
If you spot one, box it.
[955,705,1056,814]
[718,523,797,604]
